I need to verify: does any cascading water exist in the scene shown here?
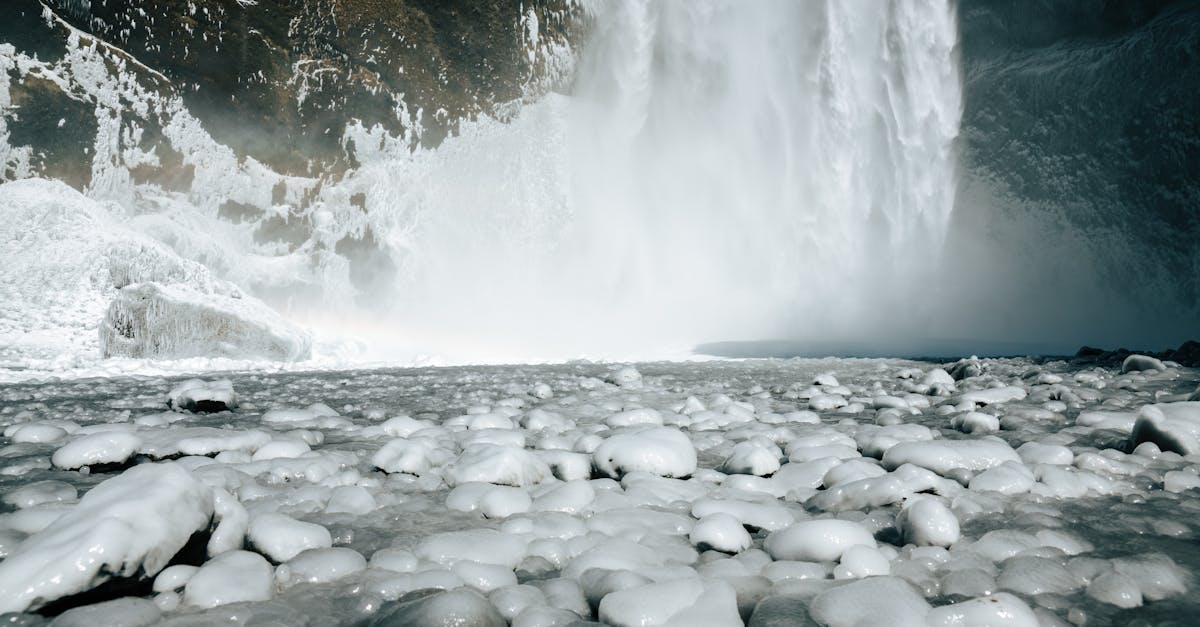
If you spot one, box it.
[352,0,963,361]
[0,0,965,365]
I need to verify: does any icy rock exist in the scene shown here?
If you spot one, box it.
[0,463,213,613]
[1016,442,1073,465]
[183,550,275,608]
[153,564,199,592]
[598,578,741,627]
[276,547,367,586]
[968,461,1035,494]
[246,512,333,562]
[51,431,142,470]
[764,519,876,562]
[606,407,663,428]
[950,411,999,434]
[49,597,162,627]
[896,498,959,547]
[531,479,596,513]
[1129,402,1200,455]
[512,606,580,627]
[881,439,1020,476]
[959,386,1027,406]
[593,427,697,479]
[445,444,553,487]
[1111,554,1188,601]
[833,544,891,579]
[1164,470,1200,493]
[489,584,548,621]
[692,498,795,531]
[691,513,753,553]
[7,423,67,443]
[608,366,644,389]
[1086,570,1143,608]
[417,529,529,569]
[166,379,237,413]
[926,592,1038,626]
[721,441,782,476]
[370,548,419,573]
[372,438,454,476]
[997,556,1082,595]
[808,576,930,627]
[529,577,590,616]
[325,485,379,515]
[2,480,76,509]
[453,559,518,592]
[208,488,248,557]
[101,282,311,361]
[947,357,983,380]
[1122,354,1166,373]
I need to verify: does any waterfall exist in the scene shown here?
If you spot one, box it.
[366,0,963,359]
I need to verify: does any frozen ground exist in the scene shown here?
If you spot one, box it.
[0,356,1198,626]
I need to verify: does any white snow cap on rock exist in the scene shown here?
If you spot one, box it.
[0,462,214,613]
[764,519,876,562]
[593,426,698,479]
[167,379,238,412]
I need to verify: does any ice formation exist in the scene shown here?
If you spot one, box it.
[0,357,1189,623]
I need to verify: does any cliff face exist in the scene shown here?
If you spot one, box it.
[2,0,584,184]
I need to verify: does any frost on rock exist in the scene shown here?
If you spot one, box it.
[0,179,310,365]
[0,462,214,614]
[101,282,311,361]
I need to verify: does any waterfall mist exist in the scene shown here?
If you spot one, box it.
[354,0,963,361]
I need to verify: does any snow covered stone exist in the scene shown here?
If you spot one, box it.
[49,597,162,627]
[808,576,931,627]
[607,366,644,389]
[51,431,142,470]
[598,578,741,627]
[1122,354,1166,373]
[764,519,876,562]
[183,550,275,608]
[0,462,213,613]
[372,438,454,476]
[593,427,698,479]
[881,439,1020,476]
[721,441,782,476]
[444,444,553,487]
[101,282,311,361]
[246,512,333,562]
[926,592,1039,626]
[373,588,506,626]
[167,379,238,413]
[690,513,753,553]
[276,547,367,586]
[896,498,960,547]
[2,480,77,509]
[1129,402,1200,455]
[950,411,999,434]
[416,529,529,569]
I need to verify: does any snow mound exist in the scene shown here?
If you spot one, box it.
[0,462,213,613]
[0,178,309,366]
[593,427,698,479]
